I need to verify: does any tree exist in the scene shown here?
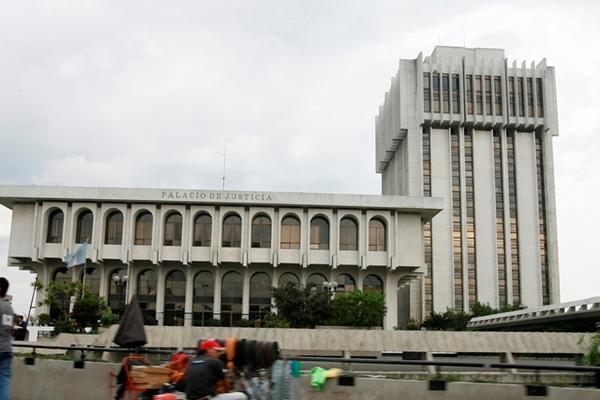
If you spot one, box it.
[329,291,386,327]
[38,281,109,334]
[71,291,110,332]
[421,308,471,331]
[580,322,600,366]
[272,283,332,328]
[39,281,80,322]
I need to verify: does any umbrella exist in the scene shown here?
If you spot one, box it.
[113,295,147,348]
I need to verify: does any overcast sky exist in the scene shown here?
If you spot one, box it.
[1,1,598,316]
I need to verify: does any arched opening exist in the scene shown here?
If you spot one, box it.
[307,273,327,291]
[76,210,93,244]
[108,268,127,317]
[278,272,300,289]
[50,267,71,322]
[336,273,356,293]
[339,217,358,251]
[164,270,186,326]
[193,213,212,247]
[251,215,272,248]
[164,212,183,246]
[137,269,157,325]
[46,209,64,243]
[249,272,271,325]
[310,216,329,250]
[193,271,214,326]
[369,218,387,251]
[221,271,242,326]
[280,215,300,249]
[105,211,124,245]
[222,214,242,248]
[134,211,153,245]
[364,274,384,294]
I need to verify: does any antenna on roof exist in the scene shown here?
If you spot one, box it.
[221,139,230,191]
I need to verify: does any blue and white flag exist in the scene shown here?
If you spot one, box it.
[65,243,88,269]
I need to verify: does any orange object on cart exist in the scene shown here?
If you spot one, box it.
[152,394,177,400]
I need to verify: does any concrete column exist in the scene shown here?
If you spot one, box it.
[213,268,222,319]
[300,269,308,287]
[542,131,560,303]
[515,131,542,307]
[98,263,108,300]
[156,267,165,326]
[356,270,364,292]
[384,270,398,330]
[127,264,137,303]
[242,268,250,319]
[458,128,469,309]
[430,128,453,311]
[473,130,499,307]
[184,268,194,327]
[501,129,513,303]
[35,264,50,315]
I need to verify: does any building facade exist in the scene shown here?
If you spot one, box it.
[0,186,441,329]
[376,46,560,314]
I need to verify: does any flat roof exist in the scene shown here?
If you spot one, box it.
[0,184,443,219]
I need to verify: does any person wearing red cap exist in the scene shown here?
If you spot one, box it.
[185,339,247,400]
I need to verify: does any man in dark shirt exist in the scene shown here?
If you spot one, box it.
[185,339,247,400]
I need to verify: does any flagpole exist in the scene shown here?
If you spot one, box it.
[81,238,89,300]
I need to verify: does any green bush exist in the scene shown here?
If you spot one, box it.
[272,283,332,328]
[421,308,471,331]
[37,313,51,326]
[233,319,255,328]
[71,292,110,332]
[100,312,121,327]
[329,291,386,327]
[204,318,222,327]
[51,319,78,337]
[262,313,291,328]
[580,322,600,366]
[405,319,420,330]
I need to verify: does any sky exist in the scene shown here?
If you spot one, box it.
[0,0,599,316]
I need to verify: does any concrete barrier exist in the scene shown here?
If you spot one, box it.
[88,326,591,355]
[10,358,600,400]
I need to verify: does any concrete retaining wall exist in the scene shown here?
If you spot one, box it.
[87,326,591,355]
[11,358,600,400]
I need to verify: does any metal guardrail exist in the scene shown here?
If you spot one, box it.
[13,343,600,374]
[468,296,600,329]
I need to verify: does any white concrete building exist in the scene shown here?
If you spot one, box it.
[376,46,560,314]
[0,185,441,329]
[0,46,561,328]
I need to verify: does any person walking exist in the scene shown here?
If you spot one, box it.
[0,277,15,400]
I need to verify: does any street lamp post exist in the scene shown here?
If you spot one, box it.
[323,281,338,300]
[112,274,129,317]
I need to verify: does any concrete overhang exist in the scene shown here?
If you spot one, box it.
[0,184,443,221]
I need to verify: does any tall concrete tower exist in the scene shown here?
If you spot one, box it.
[376,46,559,316]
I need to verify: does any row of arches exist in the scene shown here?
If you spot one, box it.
[49,267,385,326]
[46,209,388,251]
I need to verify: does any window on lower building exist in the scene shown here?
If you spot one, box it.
[251,215,272,248]
[310,216,329,250]
[164,212,182,246]
[105,211,123,245]
[134,211,153,245]
[193,213,212,247]
[280,215,300,249]
[222,214,242,248]
[339,217,358,251]
[46,209,64,243]
[369,218,387,251]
